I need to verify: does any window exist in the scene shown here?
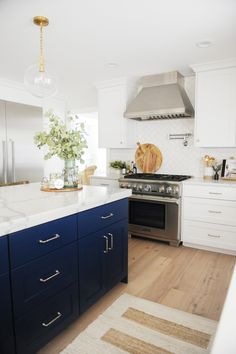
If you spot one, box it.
[74,112,106,174]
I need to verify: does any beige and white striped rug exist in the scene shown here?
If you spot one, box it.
[60,293,217,354]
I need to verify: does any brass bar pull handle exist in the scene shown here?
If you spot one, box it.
[101,213,114,219]
[208,233,221,238]
[209,192,222,195]
[208,210,222,214]
[39,234,60,244]
[42,312,62,327]
[40,270,60,283]
[108,233,114,250]
[103,235,109,253]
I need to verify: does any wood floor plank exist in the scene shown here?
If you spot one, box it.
[38,238,235,354]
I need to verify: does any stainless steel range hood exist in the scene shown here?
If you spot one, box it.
[124,71,194,120]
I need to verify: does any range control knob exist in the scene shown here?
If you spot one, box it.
[120,183,126,188]
[166,186,173,194]
[132,184,137,191]
[173,186,179,195]
[127,184,132,189]
[138,185,143,191]
[144,184,152,192]
[159,185,165,193]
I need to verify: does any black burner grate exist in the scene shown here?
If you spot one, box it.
[124,173,191,182]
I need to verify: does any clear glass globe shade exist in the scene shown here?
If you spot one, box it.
[24,64,57,98]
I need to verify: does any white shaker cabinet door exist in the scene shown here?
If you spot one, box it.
[194,66,236,147]
[97,81,136,149]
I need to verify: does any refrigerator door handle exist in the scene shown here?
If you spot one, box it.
[2,140,7,184]
[10,139,16,183]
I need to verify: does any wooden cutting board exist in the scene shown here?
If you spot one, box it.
[135,142,162,173]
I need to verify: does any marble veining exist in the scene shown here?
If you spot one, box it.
[0,183,131,237]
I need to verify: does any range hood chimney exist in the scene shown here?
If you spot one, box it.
[124,71,194,120]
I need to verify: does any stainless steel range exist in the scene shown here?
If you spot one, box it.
[119,173,191,246]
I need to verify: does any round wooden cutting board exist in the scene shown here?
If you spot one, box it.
[135,142,162,173]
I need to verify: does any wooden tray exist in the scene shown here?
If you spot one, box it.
[41,186,83,192]
[135,142,162,173]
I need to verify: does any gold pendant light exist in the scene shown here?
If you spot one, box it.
[24,16,57,98]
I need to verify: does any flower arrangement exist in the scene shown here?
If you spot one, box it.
[34,110,87,162]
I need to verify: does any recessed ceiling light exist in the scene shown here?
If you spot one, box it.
[107,63,118,68]
[196,40,212,48]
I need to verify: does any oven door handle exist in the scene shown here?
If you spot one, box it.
[129,194,179,204]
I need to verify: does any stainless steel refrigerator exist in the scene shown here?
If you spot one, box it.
[0,100,44,186]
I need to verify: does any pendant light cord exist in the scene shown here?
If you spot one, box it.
[39,23,45,72]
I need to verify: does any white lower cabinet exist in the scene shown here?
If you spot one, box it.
[90,176,119,188]
[183,221,236,252]
[182,182,236,255]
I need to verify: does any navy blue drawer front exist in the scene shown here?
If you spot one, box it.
[0,236,9,275]
[0,273,15,354]
[77,198,128,238]
[11,242,78,318]
[10,214,77,268]
[15,283,79,354]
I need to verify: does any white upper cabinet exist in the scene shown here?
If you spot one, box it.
[191,59,236,147]
[96,78,137,148]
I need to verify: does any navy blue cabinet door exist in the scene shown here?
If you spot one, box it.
[79,219,128,313]
[78,231,105,313]
[104,220,128,289]
[0,236,9,275]
[0,273,15,354]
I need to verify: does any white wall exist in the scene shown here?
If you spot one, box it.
[0,78,66,178]
[109,76,236,177]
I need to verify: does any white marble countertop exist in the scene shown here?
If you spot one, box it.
[0,183,131,237]
[183,177,236,188]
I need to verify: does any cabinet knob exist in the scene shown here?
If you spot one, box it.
[120,141,123,145]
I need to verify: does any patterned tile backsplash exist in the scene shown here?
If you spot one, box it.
[109,77,236,177]
[109,118,236,177]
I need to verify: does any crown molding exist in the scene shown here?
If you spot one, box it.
[190,58,236,73]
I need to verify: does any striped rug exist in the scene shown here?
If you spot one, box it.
[60,293,217,354]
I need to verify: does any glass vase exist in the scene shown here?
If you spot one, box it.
[63,159,78,188]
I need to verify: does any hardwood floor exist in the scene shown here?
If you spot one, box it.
[38,237,235,354]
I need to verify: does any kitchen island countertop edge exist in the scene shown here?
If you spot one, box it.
[0,182,131,237]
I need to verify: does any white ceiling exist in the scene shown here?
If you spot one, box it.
[0,0,236,109]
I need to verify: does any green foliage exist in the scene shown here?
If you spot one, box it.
[110,160,126,169]
[34,110,87,162]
